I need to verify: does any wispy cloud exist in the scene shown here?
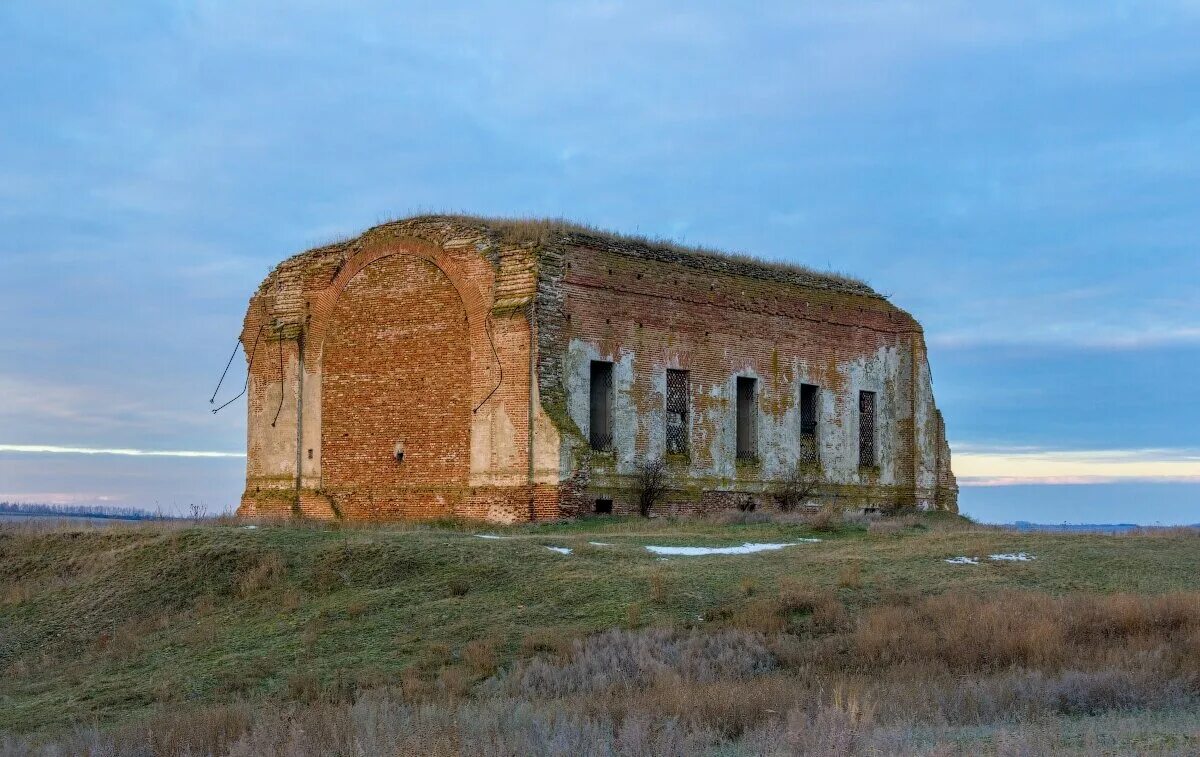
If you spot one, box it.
[0,444,243,458]
[953,445,1200,485]
[0,492,122,505]
[929,325,1200,352]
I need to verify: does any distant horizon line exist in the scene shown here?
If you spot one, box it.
[5,442,1200,486]
[0,503,1195,530]
[0,444,244,458]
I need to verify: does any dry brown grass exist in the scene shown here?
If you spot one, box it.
[648,571,668,604]
[1127,526,1200,538]
[778,578,850,633]
[279,587,303,610]
[725,598,788,634]
[9,609,1200,755]
[235,552,285,598]
[837,562,864,589]
[625,601,643,629]
[463,639,498,676]
[519,628,575,659]
[705,510,773,526]
[285,671,321,703]
[867,515,916,534]
[806,504,845,532]
[2,580,35,606]
[436,665,471,699]
[854,591,1200,674]
[398,666,431,703]
[422,642,453,670]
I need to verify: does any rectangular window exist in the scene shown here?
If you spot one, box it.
[859,390,876,467]
[589,361,614,451]
[800,383,819,463]
[736,376,758,461]
[665,369,689,455]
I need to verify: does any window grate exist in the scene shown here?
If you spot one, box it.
[665,369,689,455]
[590,430,613,452]
[590,361,614,452]
[736,377,758,461]
[858,390,876,467]
[800,383,819,463]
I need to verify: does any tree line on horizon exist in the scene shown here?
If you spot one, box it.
[0,501,164,520]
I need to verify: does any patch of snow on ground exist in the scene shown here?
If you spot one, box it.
[474,534,507,540]
[944,556,980,565]
[241,525,258,530]
[545,546,572,555]
[644,541,817,556]
[990,553,1035,561]
[588,541,613,546]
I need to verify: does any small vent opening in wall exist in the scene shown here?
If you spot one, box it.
[594,498,613,515]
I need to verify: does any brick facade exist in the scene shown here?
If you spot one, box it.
[237,216,957,521]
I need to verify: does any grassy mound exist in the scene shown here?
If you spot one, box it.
[1,515,1198,754]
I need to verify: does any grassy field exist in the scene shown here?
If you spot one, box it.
[1,513,1198,754]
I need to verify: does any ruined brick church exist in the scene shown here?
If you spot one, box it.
[237,215,957,521]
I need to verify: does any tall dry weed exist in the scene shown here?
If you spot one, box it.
[236,552,286,598]
[463,639,498,676]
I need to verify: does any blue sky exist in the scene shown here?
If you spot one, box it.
[1,2,1198,522]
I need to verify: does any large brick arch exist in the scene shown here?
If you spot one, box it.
[305,237,495,409]
[320,253,472,518]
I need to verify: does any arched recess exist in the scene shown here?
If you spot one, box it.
[319,253,472,518]
[305,237,495,396]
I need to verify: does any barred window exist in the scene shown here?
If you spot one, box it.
[665,369,689,455]
[800,383,819,463]
[858,390,876,467]
[736,377,758,461]
[590,361,614,451]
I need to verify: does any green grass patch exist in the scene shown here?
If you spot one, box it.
[1,515,1197,735]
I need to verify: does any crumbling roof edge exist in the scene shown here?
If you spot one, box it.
[415,214,880,298]
[256,213,888,302]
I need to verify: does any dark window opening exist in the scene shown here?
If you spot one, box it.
[800,384,819,463]
[590,361,614,451]
[665,369,689,455]
[594,498,613,514]
[736,377,758,461]
[859,390,877,467]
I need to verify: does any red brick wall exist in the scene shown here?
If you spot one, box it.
[238,222,546,522]
[550,243,934,513]
[321,254,471,519]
